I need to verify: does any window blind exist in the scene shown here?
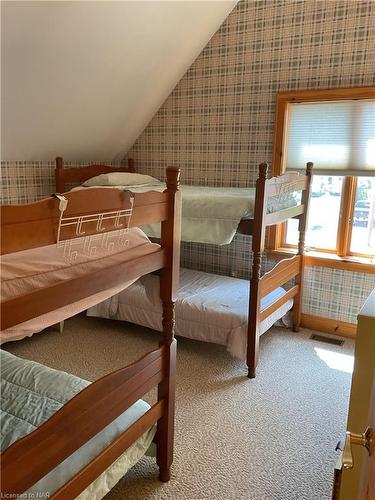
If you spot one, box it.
[285,99,375,176]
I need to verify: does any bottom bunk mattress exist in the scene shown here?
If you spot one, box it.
[87,268,293,360]
[0,350,155,499]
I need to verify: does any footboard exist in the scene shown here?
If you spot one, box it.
[1,342,175,498]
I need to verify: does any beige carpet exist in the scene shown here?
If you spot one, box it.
[4,316,354,500]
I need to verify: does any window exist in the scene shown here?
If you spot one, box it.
[351,177,375,256]
[284,175,344,251]
[284,175,375,257]
[271,87,375,267]
[285,100,374,175]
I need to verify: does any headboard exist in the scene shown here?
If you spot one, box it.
[55,157,136,193]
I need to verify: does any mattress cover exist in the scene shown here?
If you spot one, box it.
[1,228,159,343]
[87,268,293,360]
[0,350,155,499]
[73,183,298,245]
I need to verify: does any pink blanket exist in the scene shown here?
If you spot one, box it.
[1,228,159,343]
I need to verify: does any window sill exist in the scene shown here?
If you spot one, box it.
[268,248,375,274]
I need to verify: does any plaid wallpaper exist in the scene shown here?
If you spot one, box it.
[127,0,375,184]
[1,161,56,204]
[303,266,375,324]
[125,0,375,324]
[1,0,374,324]
[0,160,123,204]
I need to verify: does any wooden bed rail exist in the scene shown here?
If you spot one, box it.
[55,157,135,192]
[1,188,170,254]
[266,172,308,197]
[259,255,301,297]
[259,285,299,322]
[53,401,165,499]
[1,345,169,497]
[264,204,305,227]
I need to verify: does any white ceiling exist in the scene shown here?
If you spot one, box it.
[1,0,236,161]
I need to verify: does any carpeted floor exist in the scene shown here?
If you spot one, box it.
[4,316,354,500]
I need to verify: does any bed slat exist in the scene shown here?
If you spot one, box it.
[259,285,299,321]
[266,174,307,197]
[264,204,305,226]
[259,255,301,297]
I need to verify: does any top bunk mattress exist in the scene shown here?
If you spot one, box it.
[1,228,159,343]
[73,183,298,245]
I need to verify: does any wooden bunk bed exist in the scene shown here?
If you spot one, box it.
[54,158,313,379]
[0,167,181,498]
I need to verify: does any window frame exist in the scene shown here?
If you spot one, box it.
[269,86,375,272]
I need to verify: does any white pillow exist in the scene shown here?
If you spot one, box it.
[83,172,161,187]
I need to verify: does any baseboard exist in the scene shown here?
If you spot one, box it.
[301,313,356,338]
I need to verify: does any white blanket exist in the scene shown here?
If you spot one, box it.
[73,183,256,245]
[143,184,257,245]
[74,182,297,245]
[87,268,293,360]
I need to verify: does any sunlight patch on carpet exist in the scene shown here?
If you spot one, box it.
[314,347,354,374]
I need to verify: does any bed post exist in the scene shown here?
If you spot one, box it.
[157,166,181,482]
[127,158,135,173]
[247,163,268,379]
[55,157,64,193]
[292,162,313,332]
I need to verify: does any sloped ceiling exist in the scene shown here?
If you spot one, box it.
[1,0,237,161]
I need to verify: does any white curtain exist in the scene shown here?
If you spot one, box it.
[286,99,375,176]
